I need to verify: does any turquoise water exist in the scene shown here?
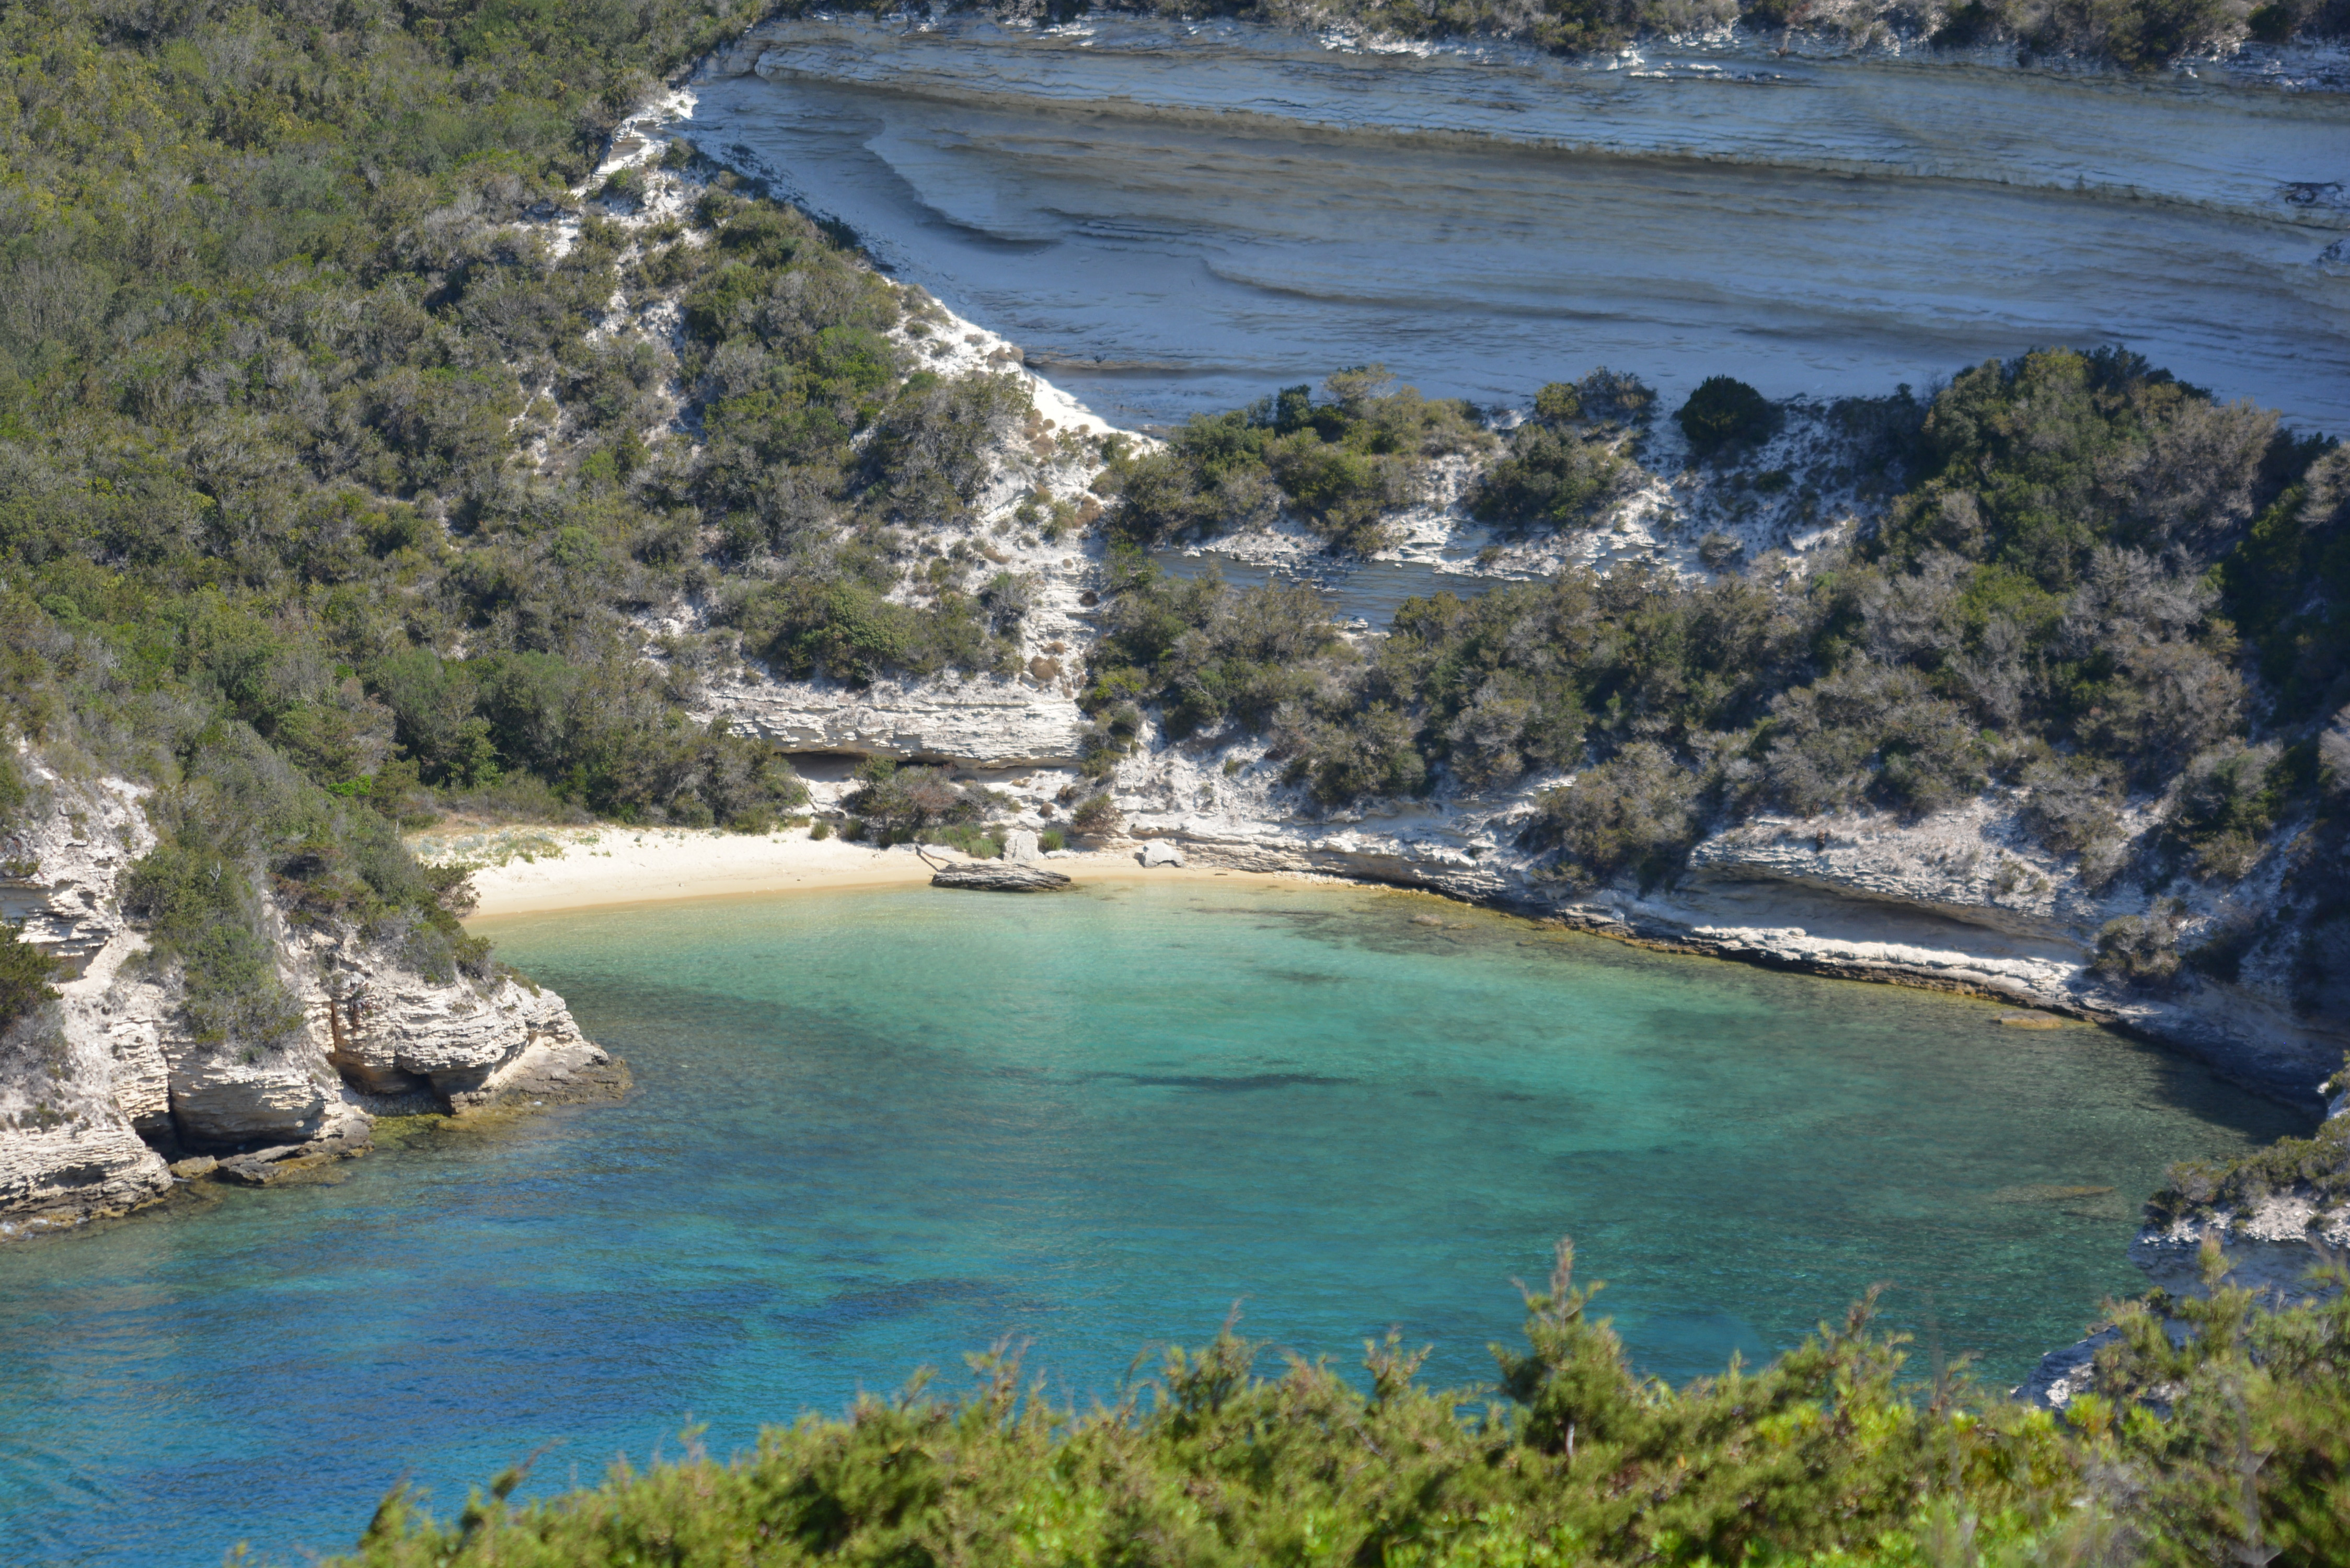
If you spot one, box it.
[0,881,2305,1565]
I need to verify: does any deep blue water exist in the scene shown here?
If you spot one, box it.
[0,881,2304,1565]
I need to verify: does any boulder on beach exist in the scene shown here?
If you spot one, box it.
[1137,840,1185,868]
[931,861,1073,892]
[1003,828,1042,863]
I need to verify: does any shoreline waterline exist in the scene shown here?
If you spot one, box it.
[430,826,1327,919]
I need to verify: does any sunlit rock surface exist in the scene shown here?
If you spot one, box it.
[0,748,623,1235]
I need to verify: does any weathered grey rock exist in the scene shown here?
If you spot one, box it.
[1137,839,1184,867]
[2014,1327,2122,1410]
[1003,828,1041,863]
[931,861,1073,892]
[0,1122,170,1230]
[452,1034,631,1112]
[310,954,614,1109]
[696,671,1085,767]
[216,1144,338,1186]
[167,1057,332,1148]
[2130,1193,2350,1301]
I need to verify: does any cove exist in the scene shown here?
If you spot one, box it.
[0,881,2304,1566]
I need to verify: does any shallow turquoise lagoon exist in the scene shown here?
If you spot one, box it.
[0,881,2306,1565]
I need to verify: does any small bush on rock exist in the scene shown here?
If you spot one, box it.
[1069,793,1122,837]
[2096,903,2184,984]
[1533,742,1702,889]
[1676,376,1775,457]
[843,760,990,843]
[1471,424,1628,533]
[0,921,62,1035]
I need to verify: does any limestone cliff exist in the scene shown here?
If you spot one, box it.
[0,751,623,1239]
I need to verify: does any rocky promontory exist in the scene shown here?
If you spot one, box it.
[0,753,624,1240]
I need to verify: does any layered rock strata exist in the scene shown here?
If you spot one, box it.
[0,752,624,1240]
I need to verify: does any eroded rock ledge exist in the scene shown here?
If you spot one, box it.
[1,758,626,1242]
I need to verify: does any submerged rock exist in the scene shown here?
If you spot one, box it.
[931,862,1073,892]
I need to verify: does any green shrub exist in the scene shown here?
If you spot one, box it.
[2096,903,2184,984]
[809,818,833,840]
[1069,792,1122,836]
[326,1230,2350,1568]
[1101,370,1486,552]
[1535,742,1702,889]
[1036,829,1066,852]
[0,750,27,825]
[2167,743,2285,879]
[843,760,991,840]
[2019,755,2125,877]
[1471,424,1628,532]
[1675,375,1775,457]
[0,920,62,1035]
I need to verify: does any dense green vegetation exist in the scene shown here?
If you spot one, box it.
[0,0,1069,1035]
[0,923,63,1036]
[1086,350,2350,1005]
[842,758,1004,855]
[1102,368,1490,554]
[1675,376,1775,459]
[332,1237,2350,1566]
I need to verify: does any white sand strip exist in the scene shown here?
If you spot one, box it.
[410,826,1310,919]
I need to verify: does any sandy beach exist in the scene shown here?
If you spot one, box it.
[409,824,1315,918]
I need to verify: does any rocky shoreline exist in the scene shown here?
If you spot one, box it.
[7,71,2341,1393]
[0,753,626,1241]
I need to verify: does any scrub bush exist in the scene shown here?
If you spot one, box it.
[2095,903,2184,983]
[842,760,992,841]
[1471,424,1629,532]
[0,922,62,1035]
[1532,742,1702,887]
[1069,792,1123,836]
[329,1235,2350,1568]
[1101,368,1488,552]
[1675,375,1776,457]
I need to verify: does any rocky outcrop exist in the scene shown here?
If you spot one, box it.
[2128,1191,2350,1300]
[2015,1095,2350,1408]
[0,750,625,1240]
[931,861,1073,892]
[309,943,616,1108]
[697,670,1087,769]
[0,1122,171,1236]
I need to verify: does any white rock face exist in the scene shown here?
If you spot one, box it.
[0,1123,170,1233]
[0,746,621,1234]
[1,764,174,1226]
[297,919,624,1114]
[167,1056,333,1146]
[2130,1192,2350,1300]
[697,671,1087,767]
